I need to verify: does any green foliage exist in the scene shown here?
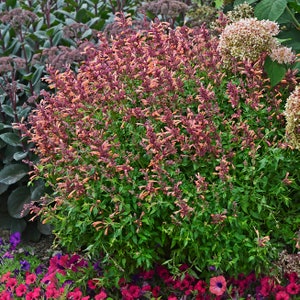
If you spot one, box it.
[264,56,287,86]
[27,15,300,286]
[0,0,143,241]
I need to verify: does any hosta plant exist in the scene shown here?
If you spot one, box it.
[24,14,300,286]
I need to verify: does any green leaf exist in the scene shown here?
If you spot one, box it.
[1,105,14,118]
[8,186,32,218]
[6,0,17,8]
[234,0,258,5]
[0,132,22,146]
[0,183,9,195]
[0,163,29,185]
[32,66,45,87]
[0,212,27,232]
[215,0,224,9]
[255,0,287,21]
[277,28,300,50]
[13,151,28,161]
[264,56,286,87]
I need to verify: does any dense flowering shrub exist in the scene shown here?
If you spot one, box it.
[23,14,300,285]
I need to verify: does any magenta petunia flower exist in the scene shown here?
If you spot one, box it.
[25,273,37,285]
[15,284,27,297]
[94,290,107,300]
[276,291,290,300]
[286,282,300,295]
[5,277,17,291]
[209,275,227,296]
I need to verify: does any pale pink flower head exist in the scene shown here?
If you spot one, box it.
[218,18,279,63]
[284,85,300,149]
[270,46,296,64]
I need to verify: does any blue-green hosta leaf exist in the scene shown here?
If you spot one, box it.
[37,221,53,235]
[8,186,32,219]
[234,0,258,5]
[13,151,28,161]
[30,179,46,201]
[0,212,27,232]
[0,182,9,195]
[255,0,287,21]
[0,132,22,146]
[0,163,29,185]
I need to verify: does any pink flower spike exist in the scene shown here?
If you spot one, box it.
[209,276,227,296]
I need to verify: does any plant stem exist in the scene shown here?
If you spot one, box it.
[286,6,300,30]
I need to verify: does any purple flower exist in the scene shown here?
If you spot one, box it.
[93,261,103,275]
[35,264,46,275]
[209,266,216,271]
[9,232,21,249]
[20,259,30,271]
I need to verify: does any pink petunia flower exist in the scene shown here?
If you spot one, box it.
[152,286,160,297]
[276,291,290,300]
[45,283,63,299]
[286,282,300,295]
[209,276,227,296]
[25,273,37,285]
[1,272,11,283]
[16,284,27,297]
[67,288,84,300]
[128,285,141,298]
[6,277,18,291]
[194,280,206,294]
[0,291,12,300]
[94,290,107,300]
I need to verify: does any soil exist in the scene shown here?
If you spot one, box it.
[0,229,63,264]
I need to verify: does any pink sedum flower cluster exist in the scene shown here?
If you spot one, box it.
[218,17,295,65]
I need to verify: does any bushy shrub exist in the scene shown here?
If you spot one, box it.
[25,15,300,285]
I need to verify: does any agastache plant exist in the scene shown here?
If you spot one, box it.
[24,14,300,286]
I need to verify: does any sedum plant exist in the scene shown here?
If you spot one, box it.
[24,14,300,286]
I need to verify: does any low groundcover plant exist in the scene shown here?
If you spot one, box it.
[19,12,300,292]
[0,232,300,299]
